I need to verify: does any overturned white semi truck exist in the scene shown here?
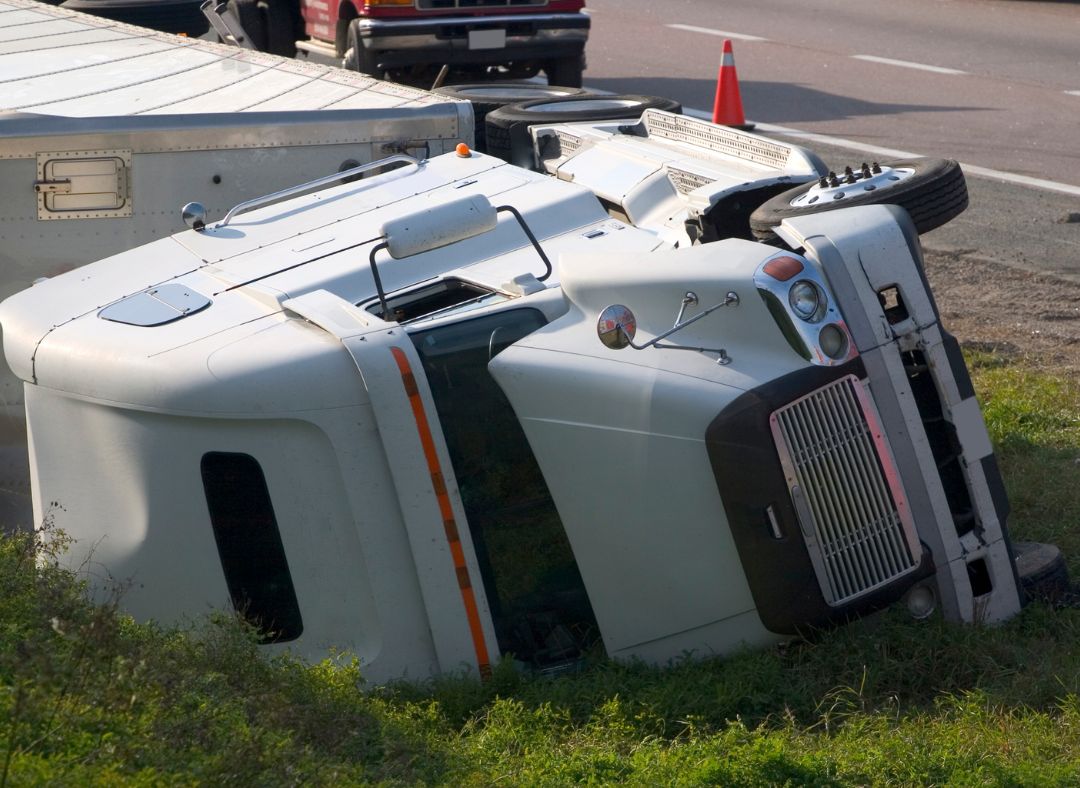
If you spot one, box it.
[0,109,1035,682]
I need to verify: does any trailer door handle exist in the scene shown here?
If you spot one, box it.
[34,179,72,194]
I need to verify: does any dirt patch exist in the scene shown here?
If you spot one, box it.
[924,248,1080,375]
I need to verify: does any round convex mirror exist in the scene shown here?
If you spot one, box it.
[597,304,637,349]
[181,202,206,231]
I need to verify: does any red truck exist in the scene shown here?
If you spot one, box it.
[231,0,590,87]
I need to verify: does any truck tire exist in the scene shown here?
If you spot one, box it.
[433,83,588,152]
[228,0,268,51]
[259,0,298,58]
[544,55,585,89]
[484,94,683,168]
[342,19,381,78]
[59,0,208,36]
[748,158,968,241]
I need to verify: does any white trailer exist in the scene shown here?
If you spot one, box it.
[0,0,471,277]
[0,109,1032,682]
[0,0,471,519]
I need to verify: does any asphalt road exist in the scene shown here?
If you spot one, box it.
[580,0,1080,279]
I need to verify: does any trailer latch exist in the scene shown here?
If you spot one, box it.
[33,179,72,195]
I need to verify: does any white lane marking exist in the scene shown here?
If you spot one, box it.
[683,108,1080,197]
[1066,90,1080,96]
[851,55,967,76]
[665,24,768,42]
[953,163,1080,197]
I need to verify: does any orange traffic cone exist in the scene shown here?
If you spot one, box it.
[712,39,754,130]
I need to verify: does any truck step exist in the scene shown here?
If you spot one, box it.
[297,39,338,59]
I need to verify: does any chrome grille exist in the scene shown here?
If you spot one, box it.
[771,375,920,606]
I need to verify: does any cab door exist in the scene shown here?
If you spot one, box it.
[283,288,496,676]
[285,288,602,674]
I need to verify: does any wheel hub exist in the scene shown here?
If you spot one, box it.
[790,163,915,207]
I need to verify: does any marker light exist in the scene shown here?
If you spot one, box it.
[456,142,471,158]
[819,323,847,359]
[762,255,804,282]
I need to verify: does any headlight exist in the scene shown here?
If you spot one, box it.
[789,280,825,321]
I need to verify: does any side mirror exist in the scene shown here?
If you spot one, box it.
[595,291,739,364]
[181,202,206,231]
[597,304,637,349]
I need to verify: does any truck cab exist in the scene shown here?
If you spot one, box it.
[278,0,589,86]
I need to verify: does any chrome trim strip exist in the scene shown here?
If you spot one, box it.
[356,12,589,33]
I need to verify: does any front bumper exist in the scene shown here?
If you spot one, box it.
[355,12,589,68]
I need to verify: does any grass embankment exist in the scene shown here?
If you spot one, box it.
[3,353,1080,786]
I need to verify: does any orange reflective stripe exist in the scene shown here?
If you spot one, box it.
[389,346,492,677]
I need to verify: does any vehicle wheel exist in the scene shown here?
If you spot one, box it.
[433,82,588,152]
[1014,541,1071,604]
[59,0,208,36]
[544,55,585,89]
[748,158,968,241]
[484,94,683,168]
[259,0,297,58]
[342,19,382,78]
[227,0,268,51]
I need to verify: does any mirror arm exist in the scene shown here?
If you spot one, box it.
[618,291,739,364]
[495,205,553,282]
[368,241,392,321]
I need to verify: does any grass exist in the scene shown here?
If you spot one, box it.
[3,352,1080,786]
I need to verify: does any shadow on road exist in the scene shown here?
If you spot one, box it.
[583,77,989,124]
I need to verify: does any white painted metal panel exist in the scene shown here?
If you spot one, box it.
[0,37,180,86]
[8,47,227,110]
[0,17,89,43]
[141,68,318,113]
[35,60,297,116]
[241,80,372,112]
